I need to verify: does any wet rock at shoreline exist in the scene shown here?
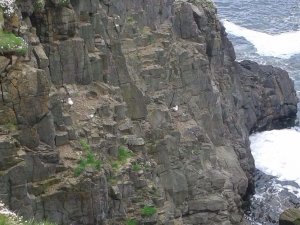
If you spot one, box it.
[279,208,300,225]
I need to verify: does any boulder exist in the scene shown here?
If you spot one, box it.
[279,208,300,225]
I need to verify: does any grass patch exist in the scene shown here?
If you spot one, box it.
[118,146,134,162]
[79,139,91,152]
[141,206,157,217]
[74,140,101,176]
[125,218,137,225]
[0,214,12,225]
[0,31,27,56]
[132,163,141,172]
[110,146,134,171]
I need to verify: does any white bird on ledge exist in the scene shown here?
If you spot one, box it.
[172,105,178,111]
[67,97,74,106]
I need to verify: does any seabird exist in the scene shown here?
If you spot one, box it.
[67,97,74,105]
[172,105,178,111]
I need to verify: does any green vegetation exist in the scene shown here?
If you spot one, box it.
[3,119,17,131]
[0,31,27,56]
[0,214,56,225]
[141,206,157,217]
[111,161,120,170]
[110,146,134,171]
[125,218,137,225]
[126,16,134,24]
[118,146,134,162]
[58,0,69,6]
[0,214,12,225]
[33,0,45,12]
[132,163,141,172]
[79,139,91,152]
[74,140,101,176]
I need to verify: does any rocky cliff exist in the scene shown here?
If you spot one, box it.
[0,0,297,224]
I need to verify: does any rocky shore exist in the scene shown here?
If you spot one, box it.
[0,0,298,224]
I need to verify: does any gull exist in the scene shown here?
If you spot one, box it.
[172,105,178,111]
[67,97,74,106]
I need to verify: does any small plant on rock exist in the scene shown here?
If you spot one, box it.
[118,146,134,162]
[132,163,141,172]
[125,218,137,225]
[0,31,28,56]
[33,0,45,12]
[141,206,157,217]
[74,140,101,176]
[79,139,91,151]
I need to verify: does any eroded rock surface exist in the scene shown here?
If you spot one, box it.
[0,0,297,224]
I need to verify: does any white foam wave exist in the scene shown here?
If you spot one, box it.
[223,20,300,59]
[250,128,300,186]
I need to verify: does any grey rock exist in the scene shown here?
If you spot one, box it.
[279,208,300,225]
[33,45,49,69]
[0,56,10,74]
[55,132,69,146]
[189,196,227,212]
[66,126,77,140]
[37,113,56,147]
[121,83,147,120]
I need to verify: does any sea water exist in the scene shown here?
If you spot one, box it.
[213,0,300,224]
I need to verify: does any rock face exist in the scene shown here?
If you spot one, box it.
[238,60,298,132]
[280,208,300,225]
[0,0,297,224]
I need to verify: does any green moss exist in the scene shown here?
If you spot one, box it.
[33,0,45,12]
[141,206,157,217]
[125,218,137,225]
[0,31,28,56]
